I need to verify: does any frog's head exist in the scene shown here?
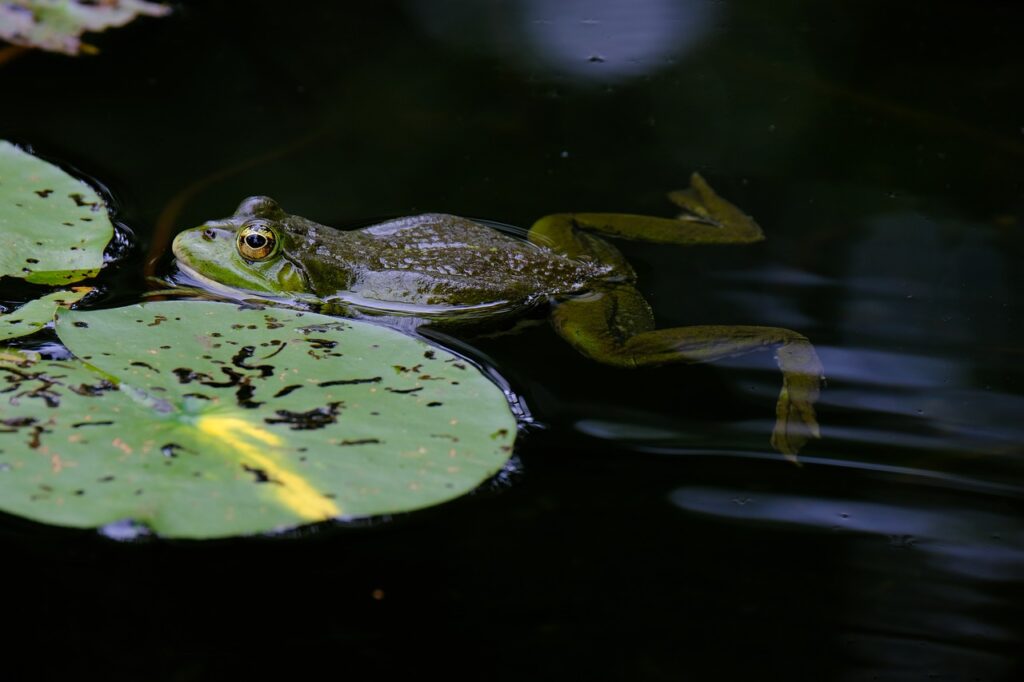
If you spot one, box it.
[172,196,311,296]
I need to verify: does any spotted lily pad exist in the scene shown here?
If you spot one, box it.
[0,301,516,538]
[0,141,114,284]
[0,287,91,340]
[0,0,169,55]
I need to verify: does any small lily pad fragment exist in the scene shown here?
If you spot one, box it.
[0,141,114,284]
[0,301,516,538]
[0,287,91,340]
[0,0,169,55]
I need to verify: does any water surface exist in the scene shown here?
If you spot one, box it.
[2,1,1022,679]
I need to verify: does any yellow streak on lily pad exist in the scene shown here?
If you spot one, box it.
[196,414,340,522]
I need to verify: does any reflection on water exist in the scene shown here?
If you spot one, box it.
[409,0,717,81]
[521,0,715,79]
[579,328,1022,465]
[707,342,1024,457]
[672,482,1022,679]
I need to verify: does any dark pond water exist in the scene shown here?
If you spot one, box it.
[3,1,1023,679]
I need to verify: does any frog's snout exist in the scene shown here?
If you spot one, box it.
[173,224,232,258]
[170,230,187,259]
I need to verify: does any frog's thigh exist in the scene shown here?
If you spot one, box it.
[551,286,823,456]
[528,214,631,270]
[550,286,656,365]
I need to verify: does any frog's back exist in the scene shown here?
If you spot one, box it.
[308,213,612,313]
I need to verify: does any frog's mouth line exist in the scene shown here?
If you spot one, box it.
[173,260,529,320]
[173,260,275,301]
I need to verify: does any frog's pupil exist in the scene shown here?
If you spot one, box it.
[245,234,267,249]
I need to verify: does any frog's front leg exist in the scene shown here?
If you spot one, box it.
[529,173,765,249]
[551,285,823,458]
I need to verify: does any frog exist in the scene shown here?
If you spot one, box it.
[171,173,823,456]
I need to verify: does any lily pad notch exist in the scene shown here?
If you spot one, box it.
[0,287,92,340]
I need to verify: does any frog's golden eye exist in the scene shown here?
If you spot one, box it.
[236,221,280,261]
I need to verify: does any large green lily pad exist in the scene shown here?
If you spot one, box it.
[0,301,516,538]
[0,287,91,340]
[0,141,115,284]
[0,0,169,55]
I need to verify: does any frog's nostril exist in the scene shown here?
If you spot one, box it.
[202,229,216,241]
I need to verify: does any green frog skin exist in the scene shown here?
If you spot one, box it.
[172,173,823,456]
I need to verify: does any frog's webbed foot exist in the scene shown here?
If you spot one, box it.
[769,340,823,461]
[529,172,764,250]
[551,285,823,458]
[666,173,765,243]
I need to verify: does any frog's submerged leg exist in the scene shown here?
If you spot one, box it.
[529,172,765,248]
[550,285,823,458]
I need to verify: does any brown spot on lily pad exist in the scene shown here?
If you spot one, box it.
[319,376,381,387]
[241,464,280,484]
[385,386,423,395]
[265,401,343,430]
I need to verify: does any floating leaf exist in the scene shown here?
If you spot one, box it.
[0,301,516,538]
[0,0,169,55]
[0,141,114,284]
[0,287,91,340]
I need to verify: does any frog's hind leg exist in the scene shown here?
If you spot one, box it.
[551,284,823,458]
[529,173,765,248]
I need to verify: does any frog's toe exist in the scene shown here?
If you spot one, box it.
[663,173,766,243]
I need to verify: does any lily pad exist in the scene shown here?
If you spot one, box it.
[0,0,169,55]
[0,301,516,538]
[0,287,91,340]
[0,141,114,284]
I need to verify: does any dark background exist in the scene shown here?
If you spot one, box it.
[2,1,1022,679]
